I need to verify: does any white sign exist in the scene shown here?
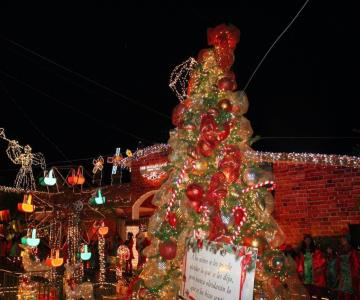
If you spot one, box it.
[181,244,257,300]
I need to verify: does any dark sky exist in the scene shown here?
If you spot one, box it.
[0,1,359,184]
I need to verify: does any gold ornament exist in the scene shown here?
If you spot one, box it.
[192,159,208,175]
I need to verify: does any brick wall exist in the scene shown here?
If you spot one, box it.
[273,163,360,245]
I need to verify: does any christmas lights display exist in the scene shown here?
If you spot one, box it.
[127,24,307,299]
[1,128,46,191]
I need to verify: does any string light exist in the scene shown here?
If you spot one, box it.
[2,131,46,190]
[119,144,170,168]
[244,150,360,168]
[98,233,106,286]
[139,162,167,182]
[169,57,198,101]
[92,156,104,174]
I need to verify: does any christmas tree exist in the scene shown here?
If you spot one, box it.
[128,24,307,299]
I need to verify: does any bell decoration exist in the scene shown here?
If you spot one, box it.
[67,166,85,186]
[51,249,64,267]
[26,228,40,247]
[18,194,35,213]
[159,240,177,260]
[40,169,57,186]
[98,222,108,236]
[80,245,92,261]
[90,189,106,205]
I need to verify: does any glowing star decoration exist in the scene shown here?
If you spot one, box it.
[27,229,40,247]
[139,162,168,187]
[51,249,64,267]
[80,245,92,261]
[18,194,35,213]
[90,189,106,205]
[92,156,104,174]
[5,140,46,191]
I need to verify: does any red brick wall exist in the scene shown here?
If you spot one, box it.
[273,163,360,245]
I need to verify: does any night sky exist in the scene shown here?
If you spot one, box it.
[0,1,359,185]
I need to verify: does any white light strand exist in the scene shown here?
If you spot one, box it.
[98,233,106,286]
[5,139,46,191]
[169,57,198,101]
[118,144,170,168]
[244,150,360,168]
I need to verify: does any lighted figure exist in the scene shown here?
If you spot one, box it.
[107,147,123,185]
[6,140,45,191]
[92,156,104,185]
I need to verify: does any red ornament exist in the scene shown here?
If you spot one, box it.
[189,200,201,213]
[207,24,240,50]
[167,212,177,228]
[197,239,203,248]
[159,240,177,260]
[217,99,232,112]
[186,183,204,202]
[171,103,186,127]
[217,77,237,91]
[234,208,246,225]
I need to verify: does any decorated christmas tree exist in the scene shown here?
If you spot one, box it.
[128,24,307,299]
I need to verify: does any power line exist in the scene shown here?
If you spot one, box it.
[0,80,69,161]
[244,0,310,91]
[0,69,152,143]
[0,33,170,120]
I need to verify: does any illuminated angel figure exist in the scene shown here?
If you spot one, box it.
[6,140,46,191]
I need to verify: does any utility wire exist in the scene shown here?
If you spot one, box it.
[0,69,152,143]
[0,80,69,161]
[0,33,170,120]
[244,0,310,90]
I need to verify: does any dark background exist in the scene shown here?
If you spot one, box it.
[0,1,359,186]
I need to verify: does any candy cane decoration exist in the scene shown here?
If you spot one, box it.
[231,206,247,244]
[166,159,192,217]
[241,180,276,194]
